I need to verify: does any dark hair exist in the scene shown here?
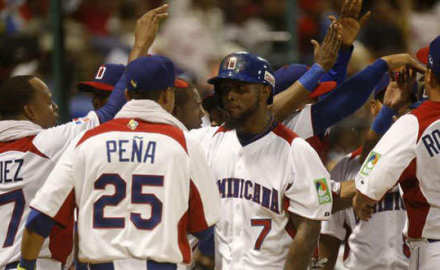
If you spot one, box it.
[126,88,164,101]
[0,75,36,118]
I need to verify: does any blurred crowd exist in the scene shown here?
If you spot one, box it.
[0,0,439,169]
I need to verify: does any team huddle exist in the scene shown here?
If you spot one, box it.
[1,1,440,270]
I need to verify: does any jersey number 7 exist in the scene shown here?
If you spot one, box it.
[0,189,25,247]
[251,218,272,250]
[93,174,163,230]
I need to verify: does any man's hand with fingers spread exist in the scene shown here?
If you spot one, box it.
[129,4,169,62]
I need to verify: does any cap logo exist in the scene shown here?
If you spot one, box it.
[264,71,275,87]
[130,80,137,88]
[428,54,434,67]
[95,66,106,80]
[227,57,237,70]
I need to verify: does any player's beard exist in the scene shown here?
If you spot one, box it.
[224,96,260,130]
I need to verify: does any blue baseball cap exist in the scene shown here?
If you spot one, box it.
[274,64,337,98]
[126,56,175,92]
[417,35,440,77]
[78,64,125,93]
[208,52,276,104]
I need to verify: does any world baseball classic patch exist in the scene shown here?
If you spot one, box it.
[314,178,332,205]
[360,151,381,176]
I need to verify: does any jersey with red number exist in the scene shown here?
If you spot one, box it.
[30,116,220,264]
[283,104,329,163]
[193,123,332,270]
[356,101,440,239]
[321,148,409,269]
[0,112,99,269]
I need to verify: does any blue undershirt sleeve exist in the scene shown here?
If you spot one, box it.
[194,226,215,257]
[25,209,55,238]
[321,46,354,85]
[311,59,389,135]
[95,73,128,123]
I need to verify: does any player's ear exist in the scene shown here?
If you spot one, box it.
[23,103,36,122]
[162,87,175,113]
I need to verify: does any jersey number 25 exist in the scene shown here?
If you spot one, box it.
[93,174,163,230]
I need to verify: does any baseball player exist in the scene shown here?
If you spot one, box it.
[0,5,168,270]
[78,64,126,110]
[318,75,414,270]
[353,35,440,270]
[20,55,220,270]
[199,50,338,270]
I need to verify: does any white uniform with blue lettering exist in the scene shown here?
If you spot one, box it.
[321,149,409,269]
[30,100,220,267]
[189,123,332,269]
[0,112,99,270]
[355,101,440,270]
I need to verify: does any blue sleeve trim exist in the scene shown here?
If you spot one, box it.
[371,105,397,135]
[311,59,389,135]
[195,226,215,257]
[25,209,55,238]
[19,259,36,270]
[95,73,128,123]
[298,64,326,92]
[321,46,354,85]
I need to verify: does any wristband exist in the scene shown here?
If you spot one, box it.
[18,259,36,270]
[371,105,397,135]
[298,63,326,92]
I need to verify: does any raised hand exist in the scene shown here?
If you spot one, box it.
[129,4,169,61]
[381,54,427,74]
[330,0,371,47]
[311,23,343,71]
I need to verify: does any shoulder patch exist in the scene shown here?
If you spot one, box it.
[314,178,332,205]
[360,151,381,176]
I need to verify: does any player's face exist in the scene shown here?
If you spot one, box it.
[218,80,262,126]
[26,78,59,128]
[175,88,204,130]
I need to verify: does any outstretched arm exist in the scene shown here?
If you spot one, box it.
[311,54,425,135]
[95,5,169,123]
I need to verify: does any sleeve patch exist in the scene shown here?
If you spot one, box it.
[314,178,332,205]
[360,151,381,176]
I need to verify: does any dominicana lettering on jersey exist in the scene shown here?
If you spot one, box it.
[217,178,280,214]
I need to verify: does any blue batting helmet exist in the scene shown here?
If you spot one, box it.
[208,52,276,104]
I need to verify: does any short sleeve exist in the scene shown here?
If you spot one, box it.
[285,137,333,220]
[186,134,220,233]
[282,104,314,139]
[355,114,418,201]
[187,126,217,157]
[33,111,99,160]
[321,210,348,241]
[30,134,82,227]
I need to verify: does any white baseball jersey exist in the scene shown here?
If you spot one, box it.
[283,104,329,162]
[189,123,332,269]
[0,112,99,269]
[30,115,220,264]
[321,148,409,269]
[356,101,440,240]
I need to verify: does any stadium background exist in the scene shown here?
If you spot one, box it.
[0,0,439,268]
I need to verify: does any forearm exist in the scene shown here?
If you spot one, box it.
[332,180,356,212]
[21,229,45,260]
[285,217,321,270]
[311,59,389,135]
[273,64,326,122]
[321,46,354,85]
[95,73,127,123]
